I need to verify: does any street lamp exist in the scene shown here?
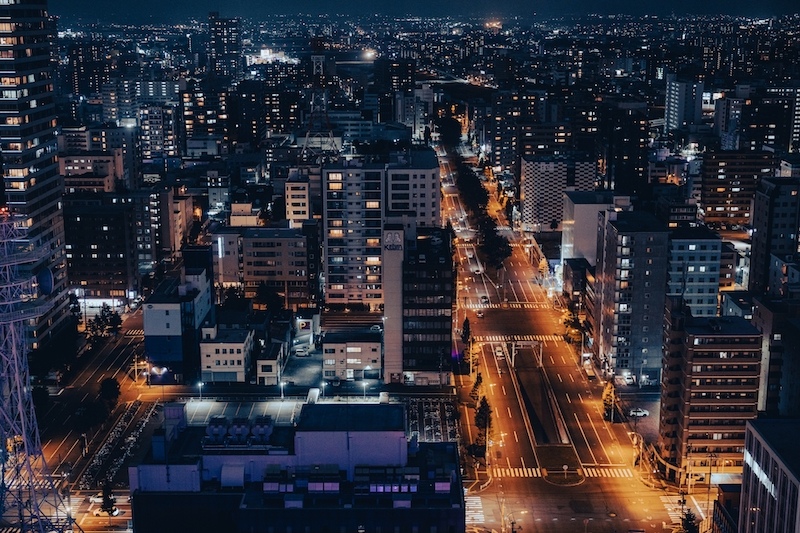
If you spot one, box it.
[362,381,367,399]
[321,382,326,398]
[280,381,285,400]
[198,381,204,401]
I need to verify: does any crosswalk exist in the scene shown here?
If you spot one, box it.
[464,495,485,524]
[490,466,632,478]
[464,302,549,309]
[582,467,634,478]
[660,495,687,524]
[124,329,144,337]
[492,466,542,478]
[473,334,562,343]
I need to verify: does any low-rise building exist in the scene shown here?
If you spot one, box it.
[199,324,255,383]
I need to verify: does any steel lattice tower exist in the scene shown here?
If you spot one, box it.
[0,215,78,532]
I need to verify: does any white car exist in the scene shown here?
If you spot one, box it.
[88,493,115,504]
[475,310,485,318]
[494,346,505,358]
[629,407,649,418]
[93,507,120,517]
[480,295,490,305]
[624,375,636,385]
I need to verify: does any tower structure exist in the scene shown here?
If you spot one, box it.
[0,215,77,532]
[301,43,339,162]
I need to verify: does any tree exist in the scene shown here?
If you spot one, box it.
[680,509,699,533]
[99,377,121,408]
[474,396,493,447]
[601,382,616,421]
[470,372,483,400]
[101,480,116,513]
[254,282,284,312]
[461,317,471,345]
[107,311,122,336]
[68,293,82,323]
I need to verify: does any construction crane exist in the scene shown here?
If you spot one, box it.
[0,214,80,532]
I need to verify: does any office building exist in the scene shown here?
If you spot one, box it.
[63,200,138,310]
[659,301,761,489]
[520,154,595,233]
[667,226,722,317]
[596,99,649,196]
[665,77,704,132]
[321,150,439,311]
[750,297,800,416]
[700,150,776,228]
[595,210,669,381]
[740,419,800,533]
[0,0,69,350]
[561,191,621,266]
[749,177,800,296]
[397,227,454,386]
[143,265,214,383]
[129,402,465,533]
[207,12,241,82]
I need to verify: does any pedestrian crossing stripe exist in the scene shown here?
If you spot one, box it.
[464,302,546,309]
[582,467,634,478]
[473,334,562,343]
[492,467,541,478]
[124,329,144,337]
[464,495,485,524]
[660,495,687,523]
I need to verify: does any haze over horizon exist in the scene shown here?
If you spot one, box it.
[49,0,800,24]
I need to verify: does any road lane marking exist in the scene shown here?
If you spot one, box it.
[514,431,519,443]
[586,412,612,465]
[578,393,584,403]
[574,412,598,464]
[569,374,575,382]
[492,467,541,478]
[465,496,485,524]
[549,355,555,364]
[565,393,571,403]
[502,385,506,396]
[507,407,513,418]
[558,373,563,382]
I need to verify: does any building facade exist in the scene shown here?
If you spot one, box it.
[658,301,761,489]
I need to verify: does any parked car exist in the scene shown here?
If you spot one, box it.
[294,346,309,357]
[624,375,636,385]
[629,407,649,417]
[88,493,115,504]
[93,507,120,517]
[475,310,485,318]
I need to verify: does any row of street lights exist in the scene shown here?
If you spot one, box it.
[194,380,370,401]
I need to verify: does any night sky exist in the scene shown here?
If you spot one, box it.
[49,0,800,24]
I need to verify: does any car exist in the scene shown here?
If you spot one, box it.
[629,407,649,417]
[624,374,636,385]
[370,325,383,332]
[480,295,490,305]
[88,493,115,504]
[93,507,120,517]
[475,310,484,318]
[494,346,505,358]
[294,347,309,357]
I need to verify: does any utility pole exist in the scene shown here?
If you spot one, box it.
[706,452,717,516]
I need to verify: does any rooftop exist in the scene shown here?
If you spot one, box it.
[296,403,405,432]
[749,419,800,482]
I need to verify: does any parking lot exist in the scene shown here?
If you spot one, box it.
[404,397,460,443]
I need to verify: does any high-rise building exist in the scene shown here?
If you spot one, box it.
[594,210,668,382]
[666,226,722,317]
[749,177,800,296]
[658,301,761,490]
[664,76,704,132]
[596,99,649,196]
[207,11,241,83]
[321,151,439,311]
[700,150,776,228]
[519,154,595,233]
[740,420,800,533]
[1,0,69,350]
